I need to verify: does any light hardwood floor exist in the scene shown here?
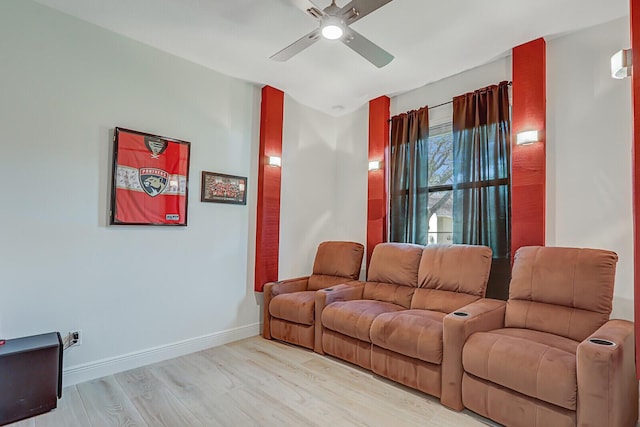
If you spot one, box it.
[8,336,499,427]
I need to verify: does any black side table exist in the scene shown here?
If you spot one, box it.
[0,332,63,425]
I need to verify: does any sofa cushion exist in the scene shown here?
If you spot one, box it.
[367,243,423,287]
[269,291,316,325]
[506,300,609,345]
[308,275,357,292]
[410,288,479,313]
[363,282,415,308]
[417,244,492,297]
[322,300,405,342]
[370,309,446,364]
[463,328,579,410]
[505,246,617,341]
[308,241,364,291]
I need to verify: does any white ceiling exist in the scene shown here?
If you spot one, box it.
[35,0,629,116]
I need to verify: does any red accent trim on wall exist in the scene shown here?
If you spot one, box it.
[630,0,640,378]
[367,96,390,270]
[255,86,284,292]
[511,38,546,262]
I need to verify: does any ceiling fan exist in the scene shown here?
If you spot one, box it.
[271,0,395,68]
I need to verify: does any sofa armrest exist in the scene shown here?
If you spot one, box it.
[262,277,309,339]
[317,282,365,305]
[267,277,310,296]
[313,282,365,353]
[577,319,638,427]
[441,298,507,410]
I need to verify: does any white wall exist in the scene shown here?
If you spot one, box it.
[547,17,633,319]
[391,18,633,320]
[334,105,370,277]
[0,0,261,384]
[279,98,368,279]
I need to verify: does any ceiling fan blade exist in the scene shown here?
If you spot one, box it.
[340,0,393,25]
[270,28,321,62]
[342,28,393,68]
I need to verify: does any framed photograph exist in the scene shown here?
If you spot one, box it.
[201,171,247,205]
[110,127,191,226]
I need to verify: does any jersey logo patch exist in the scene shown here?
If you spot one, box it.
[144,136,168,159]
[139,168,168,197]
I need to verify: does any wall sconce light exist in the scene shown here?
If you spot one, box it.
[611,49,632,79]
[516,130,538,145]
[368,160,382,171]
[268,156,281,167]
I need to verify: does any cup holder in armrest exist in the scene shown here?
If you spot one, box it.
[588,338,616,346]
[453,312,469,317]
[324,288,334,292]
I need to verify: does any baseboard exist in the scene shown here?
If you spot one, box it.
[62,322,260,387]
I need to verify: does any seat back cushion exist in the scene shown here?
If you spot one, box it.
[308,241,364,291]
[362,243,423,307]
[308,275,359,291]
[367,243,424,286]
[412,244,492,312]
[505,246,617,342]
[363,282,415,308]
[411,289,479,313]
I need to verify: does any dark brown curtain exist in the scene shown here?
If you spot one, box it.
[452,81,511,299]
[389,107,429,245]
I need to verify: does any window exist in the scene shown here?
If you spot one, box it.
[425,122,453,244]
[394,119,510,252]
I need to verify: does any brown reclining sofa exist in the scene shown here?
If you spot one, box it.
[264,242,638,426]
[315,242,500,408]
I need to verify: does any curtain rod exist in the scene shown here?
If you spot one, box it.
[389,81,512,122]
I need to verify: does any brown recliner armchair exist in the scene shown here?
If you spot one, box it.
[460,246,638,427]
[262,241,364,350]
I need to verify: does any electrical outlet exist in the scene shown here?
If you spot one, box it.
[70,330,82,346]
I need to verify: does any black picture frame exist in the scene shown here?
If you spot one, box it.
[201,171,247,205]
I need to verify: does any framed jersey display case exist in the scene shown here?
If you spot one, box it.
[110,127,191,226]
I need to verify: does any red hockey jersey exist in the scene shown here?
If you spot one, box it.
[112,129,189,225]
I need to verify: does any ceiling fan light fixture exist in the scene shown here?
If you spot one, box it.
[321,15,344,40]
[321,23,343,40]
[271,0,395,67]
